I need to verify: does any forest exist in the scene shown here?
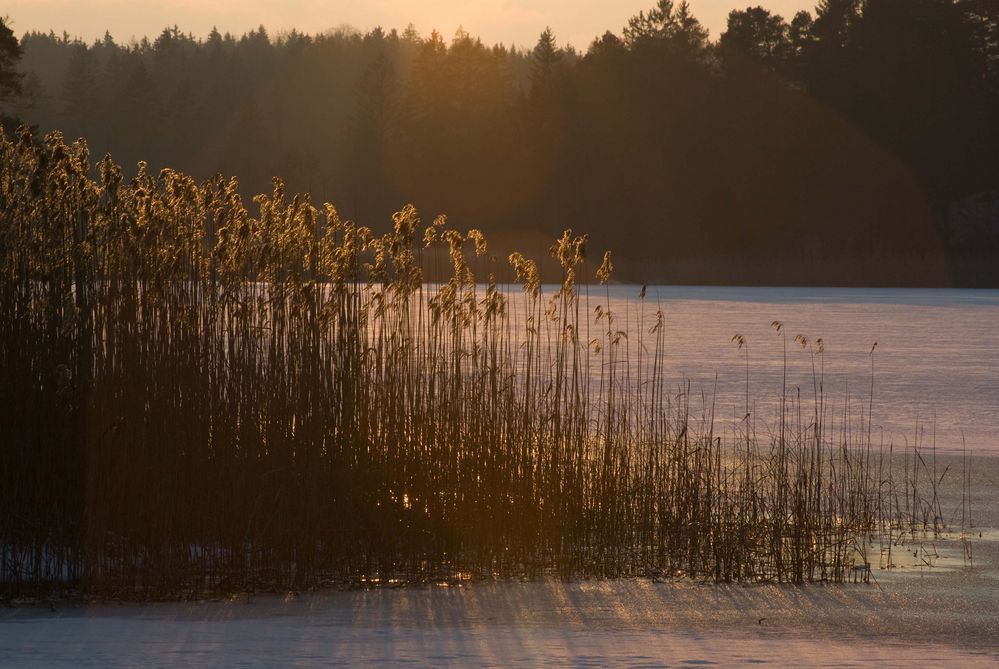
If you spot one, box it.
[1,0,998,285]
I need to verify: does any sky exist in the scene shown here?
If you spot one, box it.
[5,0,816,51]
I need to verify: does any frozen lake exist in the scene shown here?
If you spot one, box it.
[3,568,998,667]
[572,285,999,455]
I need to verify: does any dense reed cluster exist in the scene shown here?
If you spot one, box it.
[0,129,954,598]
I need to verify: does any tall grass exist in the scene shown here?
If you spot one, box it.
[0,129,956,598]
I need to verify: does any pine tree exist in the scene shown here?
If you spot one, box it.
[811,0,860,48]
[530,27,562,94]
[720,6,789,70]
[622,0,708,58]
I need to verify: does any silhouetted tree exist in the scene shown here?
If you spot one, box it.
[530,27,562,95]
[786,11,815,67]
[811,0,860,47]
[624,0,708,58]
[721,7,789,71]
[673,1,711,55]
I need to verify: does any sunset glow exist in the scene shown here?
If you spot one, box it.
[6,0,815,48]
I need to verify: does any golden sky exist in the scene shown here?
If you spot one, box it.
[6,0,815,50]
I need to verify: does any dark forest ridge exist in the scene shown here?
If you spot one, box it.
[1,0,997,286]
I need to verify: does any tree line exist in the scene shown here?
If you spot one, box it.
[2,0,997,285]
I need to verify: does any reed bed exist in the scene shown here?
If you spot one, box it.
[0,129,958,598]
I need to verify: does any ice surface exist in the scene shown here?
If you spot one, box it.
[584,286,999,455]
[2,573,998,668]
